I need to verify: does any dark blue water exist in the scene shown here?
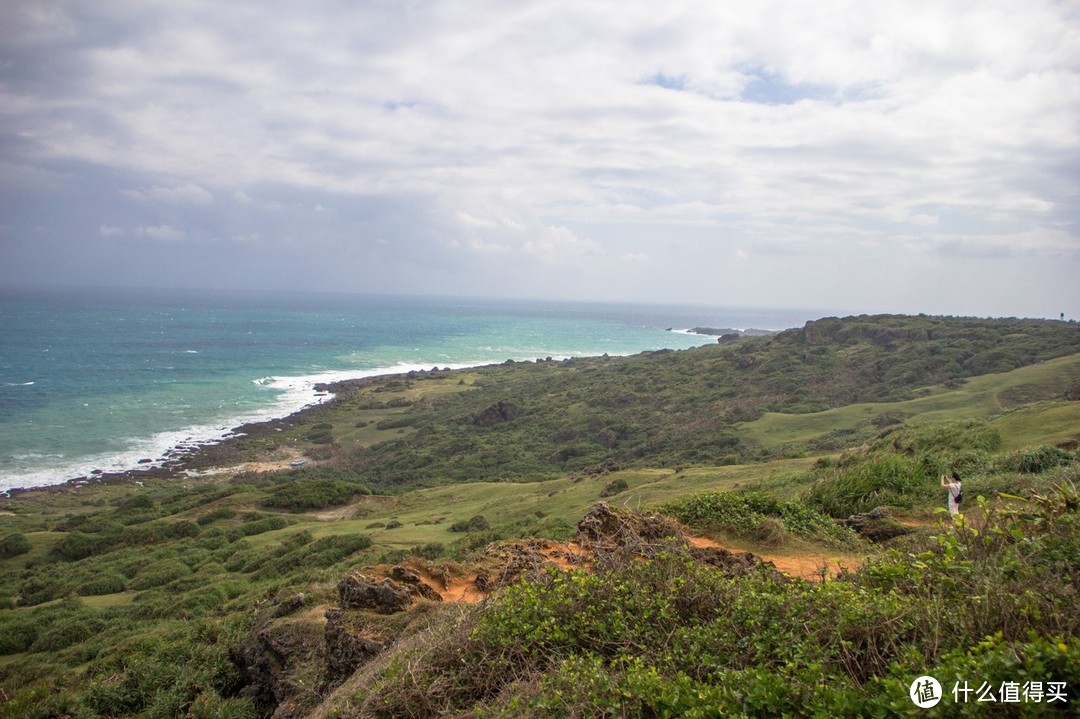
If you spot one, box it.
[0,287,818,490]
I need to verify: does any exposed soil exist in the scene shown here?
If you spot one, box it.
[686,536,857,580]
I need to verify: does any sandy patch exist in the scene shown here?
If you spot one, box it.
[687,535,859,580]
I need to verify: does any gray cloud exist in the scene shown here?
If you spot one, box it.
[1,0,1077,316]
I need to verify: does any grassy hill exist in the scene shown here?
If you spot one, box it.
[0,314,1078,718]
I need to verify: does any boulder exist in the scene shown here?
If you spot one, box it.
[388,565,443,602]
[337,573,412,614]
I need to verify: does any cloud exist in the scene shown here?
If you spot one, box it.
[121,184,214,205]
[134,224,186,241]
[0,0,1077,315]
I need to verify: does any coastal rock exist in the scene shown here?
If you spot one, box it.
[337,573,412,614]
[323,608,386,682]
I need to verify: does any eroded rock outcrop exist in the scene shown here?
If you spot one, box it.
[323,608,387,682]
[338,573,413,614]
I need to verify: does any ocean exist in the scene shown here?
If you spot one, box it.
[0,287,822,491]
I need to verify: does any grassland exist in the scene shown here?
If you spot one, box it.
[0,314,1077,718]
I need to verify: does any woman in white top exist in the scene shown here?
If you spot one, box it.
[940,471,962,517]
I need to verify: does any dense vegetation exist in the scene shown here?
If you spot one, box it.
[333,482,1079,717]
[0,314,1077,718]
[319,314,1080,487]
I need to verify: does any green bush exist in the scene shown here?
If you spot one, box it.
[805,454,933,517]
[664,490,856,546]
[263,478,364,511]
[450,515,491,532]
[410,542,447,560]
[50,532,109,561]
[1002,445,1075,474]
[599,478,629,497]
[0,532,32,559]
[875,418,1002,454]
[79,574,127,596]
[197,507,237,525]
[225,516,290,542]
[29,615,104,652]
[341,489,1080,718]
[131,559,192,590]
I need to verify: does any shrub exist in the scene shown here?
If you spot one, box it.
[263,478,364,511]
[410,542,447,560]
[450,515,491,532]
[599,478,629,497]
[1002,445,1074,474]
[805,454,933,517]
[50,532,109,561]
[664,490,856,546]
[0,532,31,559]
[225,516,290,541]
[29,615,104,652]
[877,419,1003,454]
[131,559,192,590]
[79,574,127,596]
[163,520,201,538]
[197,507,237,526]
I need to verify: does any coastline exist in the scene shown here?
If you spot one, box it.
[1,361,497,495]
[1,353,627,495]
[1,376,359,497]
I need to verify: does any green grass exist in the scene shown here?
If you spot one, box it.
[738,353,1080,453]
[0,316,1076,718]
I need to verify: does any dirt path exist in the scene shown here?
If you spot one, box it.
[687,536,859,580]
[389,535,860,606]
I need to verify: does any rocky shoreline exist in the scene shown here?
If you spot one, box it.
[3,378,373,497]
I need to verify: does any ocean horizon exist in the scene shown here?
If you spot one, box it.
[0,287,828,492]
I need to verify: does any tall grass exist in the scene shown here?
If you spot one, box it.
[805,454,935,517]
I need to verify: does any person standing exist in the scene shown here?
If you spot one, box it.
[941,471,963,517]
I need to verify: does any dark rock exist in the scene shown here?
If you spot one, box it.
[576,502,683,550]
[337,573,412,614]
[271,593,306,618]
[840,507,913,543]
[323,608,386,682]
[389,565,443,602]
[689,546,783,580]
[231,620,324,719]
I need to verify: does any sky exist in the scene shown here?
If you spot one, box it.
[1,0,1078,318]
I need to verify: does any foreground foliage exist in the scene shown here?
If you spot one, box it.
[334,480,1080,718]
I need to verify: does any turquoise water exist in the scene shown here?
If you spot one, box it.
[0,288,819,491]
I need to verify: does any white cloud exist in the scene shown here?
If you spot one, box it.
[121,184,213,205]
[134,224,186,241]
[1,0,1077,314]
